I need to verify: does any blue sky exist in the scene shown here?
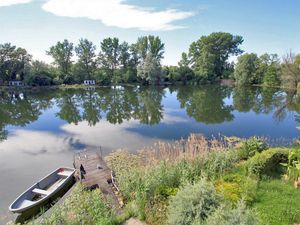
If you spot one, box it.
[0,0,299,65]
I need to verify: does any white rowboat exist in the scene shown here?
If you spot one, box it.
[9,167,75,214]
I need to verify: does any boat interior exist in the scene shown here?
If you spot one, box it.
[11,168,74,210]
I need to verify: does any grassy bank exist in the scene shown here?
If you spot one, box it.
[26,135,300,225]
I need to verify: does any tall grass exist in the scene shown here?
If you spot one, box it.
[32,184,118,225]
[105,134,241,224]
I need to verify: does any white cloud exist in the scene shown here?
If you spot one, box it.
[0,0,31,7]
[42,0,194,31]
[61,120,163,153]
[0,130,75,154]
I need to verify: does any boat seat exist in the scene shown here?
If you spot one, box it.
[32,188,50,196]
[18,199,34,208]
[57,170,73,177]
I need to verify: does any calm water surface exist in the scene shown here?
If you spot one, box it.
[0,85,300,222]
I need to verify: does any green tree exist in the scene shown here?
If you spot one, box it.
[234,53,260,85]
[189,32,243,83]
[258,54,281,87]
[75,38,96,81]
[178,52,194,83]
[0,43,31,82]
[135,35,165,61]
[119,41,137,82]
[99,37,121,84]
[26,60,53,86]
[47,39,74,82]
[137,53,163,85]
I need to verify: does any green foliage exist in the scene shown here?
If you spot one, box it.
[234,53,261,85]
[247,148,289,177]
[99,37,121,83]
[163,53,194,84]
[47,39,74,81]
[36,185,118,225]
[219,163,258,204]
[135,35,165,61]
[281,150,300,181]
[202,201,259,225]
[260,54,281,87]
[203,150,237,179]
[234,53,281,87]
[0,43,31,82]
[167,178,221,225]
[215,180,242,203]
[137,53,163,84]
[189,32,243,83]
[237,137,268,160]
[25,60,54,86]
[75,38,96,80]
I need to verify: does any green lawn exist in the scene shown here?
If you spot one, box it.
[253,179,300,225]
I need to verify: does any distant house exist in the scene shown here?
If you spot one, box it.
[9,81,24,86]
[83,80,96,86]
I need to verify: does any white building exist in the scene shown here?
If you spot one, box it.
[9,81,24,86]
[83,80,96,85]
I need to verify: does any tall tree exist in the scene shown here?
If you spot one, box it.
[178,52,194,83]
[189,32,243,83]
[137,53,162,85]
[0,43,31,82]
[234,53,260,85]
[119,41,131,70]
[135,35,165,61]
[259,53,281,87]
[75,38,96,80]
[47,39,74,81]
[99,37,120,83]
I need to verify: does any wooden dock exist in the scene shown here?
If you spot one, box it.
[73,150,122,213]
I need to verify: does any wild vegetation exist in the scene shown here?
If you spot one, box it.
[1,32,299,89]
[25,134,300,225]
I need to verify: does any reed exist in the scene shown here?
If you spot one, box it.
[136,134,239,167]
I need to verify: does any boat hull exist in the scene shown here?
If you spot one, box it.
[9,167,75,214]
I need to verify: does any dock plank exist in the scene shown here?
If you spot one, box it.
[74,150,122,213]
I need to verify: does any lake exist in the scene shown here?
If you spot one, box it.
[0,84,299,222]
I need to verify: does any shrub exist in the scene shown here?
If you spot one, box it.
[281,150,300,181]
[145,197,168,225]
[167,178,220,225]
[237,137,268,160]
[215,180,242,203]
[38,184,118,225]
[203,150,237,179]
[247,148,289,177]
[216,174,258,204]
[202,201,259,225]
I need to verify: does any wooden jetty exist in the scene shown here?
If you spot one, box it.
[73,150,122,213]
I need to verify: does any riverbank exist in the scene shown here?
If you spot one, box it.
[21,135,300,225]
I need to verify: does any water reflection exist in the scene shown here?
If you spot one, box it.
[0,85,300,142]
[176,85,234,124]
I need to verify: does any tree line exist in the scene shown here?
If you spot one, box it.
[0,32,299,89]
